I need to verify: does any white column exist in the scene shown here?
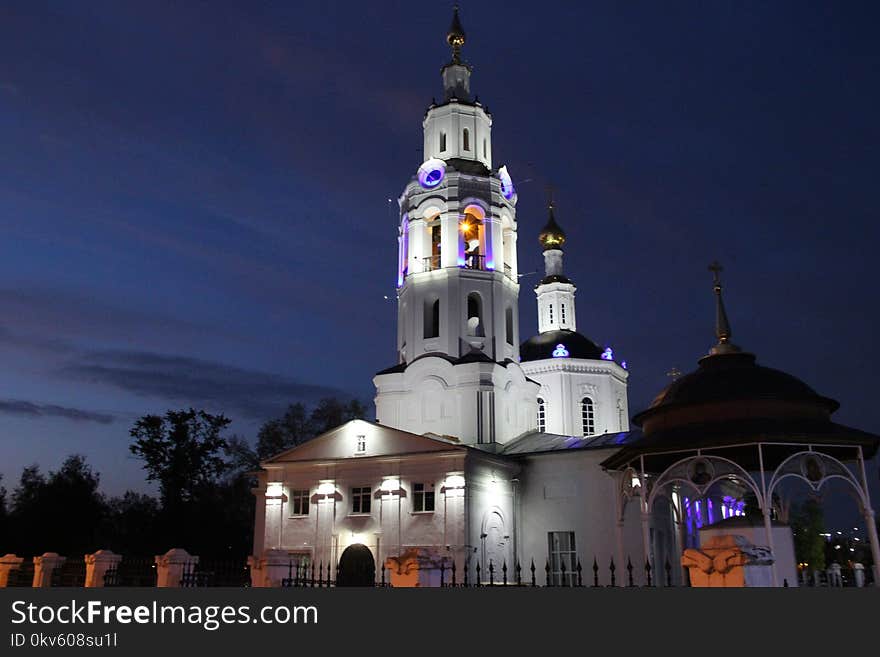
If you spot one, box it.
[864,508,880,587]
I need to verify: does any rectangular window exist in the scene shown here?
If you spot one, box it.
[413,483,435,512]
[351,487,371,514]
[548,531,577,586]
[356,435,366,454]
[561,303,566,324]
[549,304,554,324]
[289,489,310,516]
[537,398,546,433]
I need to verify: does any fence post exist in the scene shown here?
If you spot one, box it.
[84,550,122,588]
[249,548,290,587]
[645,559,653,587]
[626,557,634,587]
[0,555,24,588]
[155,548,198,588]
[33,553,65,588]
[592,557,599,587]
[609,558,616,587]
[665,557,672,587]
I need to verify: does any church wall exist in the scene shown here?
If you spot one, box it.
[516,450,635,582]
[465,455,519,582]
[257,454,467,579]
[523,361,629,436]
[374,358,538,445]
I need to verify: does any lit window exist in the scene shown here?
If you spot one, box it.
[356,435,366,454]
[351,487,371,514]
[413,483,435,512]
[537,397,546,433]
[581,397,595,436]
[289,489,310,516]
[462,128,470,151]
[548,531,577,586]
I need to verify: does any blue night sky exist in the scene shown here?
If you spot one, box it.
[1,2,878,513]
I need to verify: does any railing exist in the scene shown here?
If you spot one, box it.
[179,560,250,587]
[104,557,157,587]
[422,255,441,272]
[439,555,674,588]
[464,253,486,271]
[51,559,86,587]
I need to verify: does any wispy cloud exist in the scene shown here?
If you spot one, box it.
[0,399,114,424]
[59,349,351,420]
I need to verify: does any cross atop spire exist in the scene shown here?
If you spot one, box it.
[707,261,739,355]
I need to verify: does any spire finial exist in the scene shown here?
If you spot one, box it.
[447,5,466,64]
[708,261,739,355]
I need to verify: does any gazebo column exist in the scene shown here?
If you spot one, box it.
[761,508,778,587]
[864,508,880,587]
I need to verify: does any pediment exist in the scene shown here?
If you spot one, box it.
[260,419,464,464]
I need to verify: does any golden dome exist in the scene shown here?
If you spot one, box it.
[538,204,566,251]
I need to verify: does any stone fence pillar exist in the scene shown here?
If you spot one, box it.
[827,563,843,587]
[853,563,865,587]
[33,553,65,588]
[0,554,24,587]
[155,548,198,588]
[249,548,295,587]
[85,550,123,588]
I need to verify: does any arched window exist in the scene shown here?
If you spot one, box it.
[462,128,470,151]
[424,298,440,339]
[505,307,514,345]
[439,132,446,152]
[466,293,483,337]
[581,397,595,436]
[537,397,546,433]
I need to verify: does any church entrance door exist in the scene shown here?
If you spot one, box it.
[336,544,375,587]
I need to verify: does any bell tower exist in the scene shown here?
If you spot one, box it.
[375,8,537,446]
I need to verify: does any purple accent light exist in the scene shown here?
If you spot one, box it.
[417,159,446,189]
[552,344,570,358]
[601,347,613,361]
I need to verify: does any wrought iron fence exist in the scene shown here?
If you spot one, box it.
[104,557,157,587]
[51,558,86,587]
[6,561,35,587]
[277,555,679,588]
[179,560,250,587]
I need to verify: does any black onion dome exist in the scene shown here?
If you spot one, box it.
[520,329,604,362]
[633,352,839,428]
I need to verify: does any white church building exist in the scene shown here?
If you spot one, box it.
[249,10,880,588]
